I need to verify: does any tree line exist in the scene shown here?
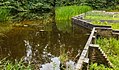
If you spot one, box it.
[0,0,119,21]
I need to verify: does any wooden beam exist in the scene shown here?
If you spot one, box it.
[89,44,99,48]
[75,28,96,70]
[92,36,96,38]
[84,58,89,63]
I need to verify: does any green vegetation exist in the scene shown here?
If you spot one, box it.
[55,5,92,32]
[0,8,11,22]
[0,58,33,70]
[85,16,119,20]
[85,11,119,20]
[91,21,119,29]
[0,0,119,70]
[0,0,119,21]
[84,0,119,11]
[60,48,69,63]
[56,5,92,20]
[90,38,119,70]
[90,63,113,70]
[0,0,54,21]
[84,11,119,29]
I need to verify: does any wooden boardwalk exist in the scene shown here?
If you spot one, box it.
[72,13,119,70]
[75,27,96,70]
[75,27,113,70]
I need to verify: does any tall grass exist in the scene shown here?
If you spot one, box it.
[55,5,92,20]
[90,38,119,69]
[0,58,33,70]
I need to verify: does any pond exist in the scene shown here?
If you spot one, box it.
[0,20,89,68]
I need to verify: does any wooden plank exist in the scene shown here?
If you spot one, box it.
[92,36,96,38]
[89,44,99,48]
[84,58,89,63]
[75,27,96,70]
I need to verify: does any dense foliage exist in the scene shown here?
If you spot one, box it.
[0,0,54,21]
[0,0,53,13]
[84,0,119,10]
[56,0,119,11]
[90,38,119,70]
[0,0,119,21]
[55,0,80,6]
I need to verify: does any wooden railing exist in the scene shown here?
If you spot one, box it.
[75,27,96,70]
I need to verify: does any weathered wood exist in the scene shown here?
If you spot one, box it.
[89,44,99,48]
[92,36,96,38]
[72,17,94,30]
[75,28,96,70]
[84,58,89,63]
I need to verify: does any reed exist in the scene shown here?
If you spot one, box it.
[56,5,92,20]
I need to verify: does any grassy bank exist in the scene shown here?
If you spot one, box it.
[90,38,119,70]
[56,5,92,20]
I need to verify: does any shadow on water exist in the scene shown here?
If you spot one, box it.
[0,20,90,65]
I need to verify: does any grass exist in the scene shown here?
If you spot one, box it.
[90,37,119,70]
[90,63,113,70]
[85,16,119,20]
[85,11,119,20]
[60,48,69,63]
[55,5,92,20]
[91,21,119,29]
[0,58,33,70]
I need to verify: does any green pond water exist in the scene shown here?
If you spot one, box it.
[0,20,89,64]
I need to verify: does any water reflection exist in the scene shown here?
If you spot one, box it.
[0,21,89,65]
